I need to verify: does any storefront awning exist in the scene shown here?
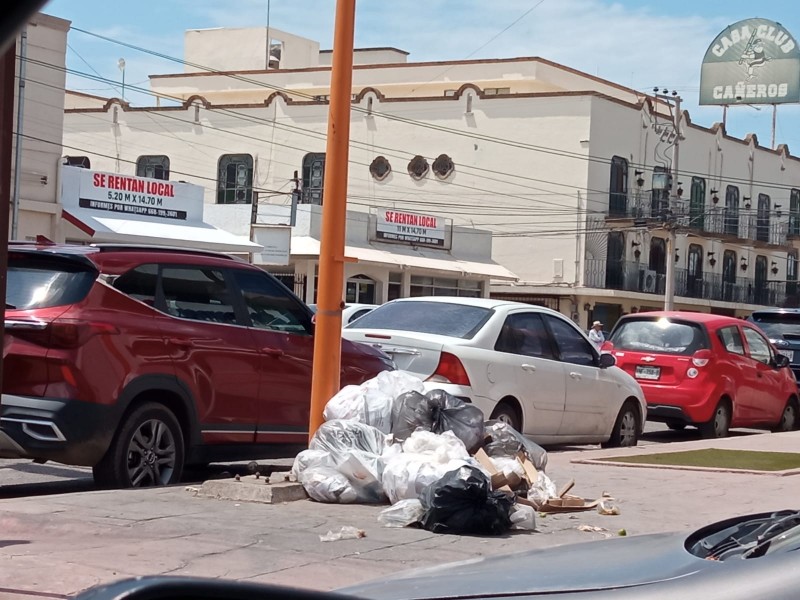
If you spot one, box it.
[63,208,262,254]
[291,236,517,281]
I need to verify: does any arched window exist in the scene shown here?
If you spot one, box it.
[217,154,253,204]
[301,153,326,205]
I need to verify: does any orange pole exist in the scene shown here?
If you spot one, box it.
[309,0,356,441]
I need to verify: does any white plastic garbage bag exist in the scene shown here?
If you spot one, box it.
[527,471,558,506]
[298,466,360,504]
[323,371,425,434]
[290,449,335,481]
[510,503,537,530]
[402,430,470,462]
[378,499,426,528]
[307,420,388,503]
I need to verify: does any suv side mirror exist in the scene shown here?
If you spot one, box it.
[774,354,790,369]
[598,352,616,369]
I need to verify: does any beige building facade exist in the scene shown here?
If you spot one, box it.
[50,25,800,326]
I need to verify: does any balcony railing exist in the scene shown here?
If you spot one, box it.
[585,259,785,306]
[605,197,789,246]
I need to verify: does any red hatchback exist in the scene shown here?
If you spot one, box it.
[606,311,798,438]
[1,243,394,488]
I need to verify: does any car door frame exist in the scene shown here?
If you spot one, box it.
[740,324,787,425]
[540,313,622,438]
[490,309,567,438]
[225,266,315,446]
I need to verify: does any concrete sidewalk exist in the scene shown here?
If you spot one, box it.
[2,431,799,599]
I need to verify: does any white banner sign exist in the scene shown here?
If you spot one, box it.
[376,208,448,248]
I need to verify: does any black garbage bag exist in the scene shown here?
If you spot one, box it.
[391,391,435,441]
[420,465,513,535]
[484,420,548,471]
[424,389,485,454]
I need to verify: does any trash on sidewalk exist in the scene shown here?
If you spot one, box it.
[377,499,425,528]
[420,465,514,535]
[319,526,367,542]
[295,371,637,539]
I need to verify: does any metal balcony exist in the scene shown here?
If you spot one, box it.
[585,259,785,306]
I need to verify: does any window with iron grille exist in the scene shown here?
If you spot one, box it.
[136,155,170,180]
[217,154,254,204]
[301,153,325,205]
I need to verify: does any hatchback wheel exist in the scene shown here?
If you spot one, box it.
[700,401,731,439]
[601,402,639,448]
[93,402,184,489]
[772,399,799,433]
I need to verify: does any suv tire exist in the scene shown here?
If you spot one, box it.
[93,402,185,489]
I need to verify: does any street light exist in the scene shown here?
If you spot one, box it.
[117,58,126,101]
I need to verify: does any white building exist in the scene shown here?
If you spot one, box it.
[9,13,70,242]
[54,25,800,325]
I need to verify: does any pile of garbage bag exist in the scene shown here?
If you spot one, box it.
[292,370,554,535]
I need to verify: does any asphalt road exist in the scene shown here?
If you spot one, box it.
[0,420,752,499]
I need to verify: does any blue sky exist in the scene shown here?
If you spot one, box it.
[41,0,800,152]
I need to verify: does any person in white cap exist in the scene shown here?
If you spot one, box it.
[588,320,605,351]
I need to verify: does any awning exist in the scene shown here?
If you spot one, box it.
[291,236,517,281]
[63,208,262,254]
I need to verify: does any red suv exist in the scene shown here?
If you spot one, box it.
[606,311,798,438]
[1,243,394,488]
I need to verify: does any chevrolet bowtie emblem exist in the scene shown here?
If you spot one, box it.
[642,356,656,362]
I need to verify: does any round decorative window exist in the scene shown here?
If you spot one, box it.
[369,156,392,181]
[432,154,455,179]
[407,155,429,180]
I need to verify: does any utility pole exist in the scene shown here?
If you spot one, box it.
[653,89,682,311]
[308,0,356,440]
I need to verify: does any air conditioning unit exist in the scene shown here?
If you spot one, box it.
[639,268,657,293]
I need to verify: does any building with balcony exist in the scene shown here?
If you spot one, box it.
[57,24,800,327]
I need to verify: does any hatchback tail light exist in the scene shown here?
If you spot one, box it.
[428,352,471,386]
[7,318,119,349]
[691,349,713,367]
[600,340,614,353]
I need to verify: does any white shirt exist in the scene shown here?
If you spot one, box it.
[588,328,604,351]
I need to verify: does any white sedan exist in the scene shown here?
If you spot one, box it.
[342,296,646,447]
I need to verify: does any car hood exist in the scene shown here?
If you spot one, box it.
[341,532,709,599]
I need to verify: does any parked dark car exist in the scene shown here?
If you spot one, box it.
[747,308,800,383]
[1,242,394,488]
[606,311,798,438]
[74,510,800,599]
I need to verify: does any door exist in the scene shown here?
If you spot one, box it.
[687,244,703,298]
[158,265,260,444]
[229,268,315,445]
[715,325,752,425]
[689,177,705,230]
[741,326,786,425]
[492,311,566,437]
[542,314,621,438]
[605,232,625,290]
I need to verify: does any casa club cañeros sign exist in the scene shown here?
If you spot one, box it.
[699,17,800,105]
